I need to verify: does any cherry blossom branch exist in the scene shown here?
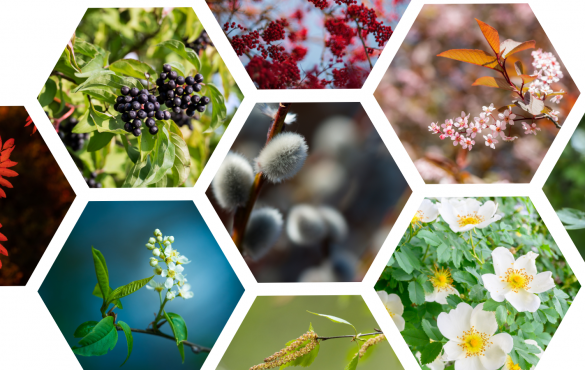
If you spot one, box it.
[117,327,211,354]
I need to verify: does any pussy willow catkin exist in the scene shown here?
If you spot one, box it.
[359,334,386,358]
[249,331,318,370]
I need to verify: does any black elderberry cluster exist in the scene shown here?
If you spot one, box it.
[170,111,198,130]
[59,117,89,151]
[84,172,102,188]
[185,31,213,54]
[156,64,211,118]
[114,86,165,137]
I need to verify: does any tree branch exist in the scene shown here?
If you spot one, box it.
[118,327,211,354]
[317,332,381,341]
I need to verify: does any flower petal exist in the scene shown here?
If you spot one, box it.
[513,251,538,276]
[505,289,540,312]
[476,215,502,229]
[456,356,489,370]
[443,340,465,361]
[164,277,174,289]
[480,334,510,370]
[438,302,473,341]
[470,303,498,336]
[463,198,483,214]
[385,293,404,315]
[377,290,389,305]
[438,198,459,225]
[527,271,555,294]
[481,274,510,301]
[392,314,405,332]
[491,247,515,277]
[477,200,497,219]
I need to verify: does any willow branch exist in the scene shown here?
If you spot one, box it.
[231,103,293,250]
[118,327,211,354]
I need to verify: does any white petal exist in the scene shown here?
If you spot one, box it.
[505,289,540,312]
[456,356,489,370]
[420,199,439,222]
[385,294,404,315]
[477,200,497,219]
[480,334,510,370]
[470,303,498,336]
[434,286,459,305]
[168,262,176,269]
[513,252,538,276]
[475,215,502,229]
[392,314,405,331]
[184,291,194,299]
[377,290,389,305]
[175,265,184,273]
[443,340,465,361]
[482,274,510,301]
[425,290,438,303]
[164,278,174,289]
[527,271,555,294]
[161,270,168,277]
[464,198,483,214]
[438,302,473,341]
[491,247,516,277]
[146,285,154,290]
[438,198,459,225]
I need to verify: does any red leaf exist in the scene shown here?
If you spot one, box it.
[0,244,7,257]
[0,160,17,168]
[0,188,5,198]
[2,138,14,150]
[0,177,13,188]
[0,168,18,177]
[475,19,500,55]
[1,146,15,162]
[0,232,6,242]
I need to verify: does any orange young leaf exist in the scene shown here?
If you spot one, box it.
[518,75,537,84]
[24,116,37,135]
[472,76,514,91]
[0,135,18,199]
[500,39,536,58]
[475,19,500,55]
[437,49,503,72]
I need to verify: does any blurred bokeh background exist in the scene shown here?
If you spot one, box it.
[207,103,411,282]
[39,201,244,370]
[218,295,403,370]
[375,4,579,183]
[544,113,585,257]
[0,106,74,285]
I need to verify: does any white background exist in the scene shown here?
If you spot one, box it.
[0,0,584,369]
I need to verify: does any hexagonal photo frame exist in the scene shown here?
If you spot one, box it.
[0,106,75,286]
[38,201,244,370]
[374,196,579,370]
[36,7,243,188]
[206,102,411,282]
[374,4,579,184]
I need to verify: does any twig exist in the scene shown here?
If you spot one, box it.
[355,21,373,70]
[117,327,211,354]
[231,103,292,250]
[317,332,381,341]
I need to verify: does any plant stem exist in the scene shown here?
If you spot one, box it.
[117,327,211,354]
[468,230,484,265]
[318,332,381,341]
[355,21,373,70]
[153,297,169,330]
[231,103,292,251]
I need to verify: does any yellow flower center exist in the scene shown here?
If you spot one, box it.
[457,327,491,358]
[412,210,424,226]
[165,256,173,264]
[155,286,164,292]
[506,356,521,370]
[385,306,395,318]
[501,268,532,293]
[457,212,485,227]
[168,270,176,279]
[429,266,453,292]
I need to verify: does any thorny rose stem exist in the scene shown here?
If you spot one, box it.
[231,103,292,250]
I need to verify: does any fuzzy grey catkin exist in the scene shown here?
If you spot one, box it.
[318,206,348,243]
[255,132,308,183]
[286,204,327,246]
[212,152,254,210]
[243,207,283,261]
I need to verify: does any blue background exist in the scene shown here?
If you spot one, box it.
[39,201,244,370]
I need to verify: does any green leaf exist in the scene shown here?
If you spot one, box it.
[408,281,425,305]
[452,271,477,286]
[417,230,443,246]
[445,294,462,308]
[495,305,507,327]
[74,321,99,338]
[402,328,429,347]
[344,353,359,370]
[71,109,96,134]
[308,311,356,333]
[553,288,569,299]
[140,128,157,161]
[117,321,133,366]
[142,126,176,186]
[520,322,534,333]
[390,268,412,281]
[164,311,188,363]
[109,59,156,81]
[122,155,152,188]
[39,78,57,107]
[169,133,191,187]
[394,251,414,274]
[74,71,143,94]
[420,342,443,365]
[107,275,154,304]
[482,299,504,311]
[87,132,114,152]
[421,319,443,341]
[206,83,227,131]
[157,40,201,71]
[91,247,110,305]
[72,316,118,356]
[557,208,585,229]
[89,105,127,134]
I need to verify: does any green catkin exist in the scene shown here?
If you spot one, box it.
[359,334,386,358]
[249,332,319,370]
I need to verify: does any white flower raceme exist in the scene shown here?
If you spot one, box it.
[425,266,459,305]
[377,291,405,331]
[438,198,502,232]
[255,132,308,183]
[212,152,254,210]
[416,352,445,370]
[146,280,165,293]
[178,283,194,299]
[503,339,543,370]
[482,247,555,312]
[162,262,185,289]
[412,199,439,227]
[438,302,513,370]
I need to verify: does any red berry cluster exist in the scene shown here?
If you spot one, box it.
[246,56,301,89]
[308,0,330,10]
[346,4,393,47]
[325,18,356,61]
[262,19,287,43]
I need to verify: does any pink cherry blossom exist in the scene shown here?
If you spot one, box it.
[482,103,495,114]
[498,109,516,126]
[521,122,541,135]
[484,134,498,149]
[489,120,507,138]
[474,113,490,129]
[461,136,475,151]
[466,122,482,138]
[428,122,441,134]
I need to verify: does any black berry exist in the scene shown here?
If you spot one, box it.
[121,86,130,95]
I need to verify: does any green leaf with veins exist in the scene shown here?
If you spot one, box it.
[117,321,134,366]
[72,316,118,356]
